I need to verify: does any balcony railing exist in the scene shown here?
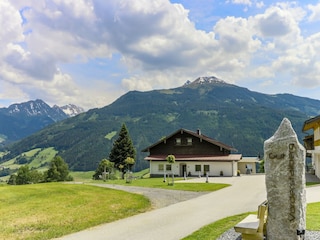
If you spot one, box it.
[303,135,314,151]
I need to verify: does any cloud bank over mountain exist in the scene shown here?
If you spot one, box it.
[1,0,320,109]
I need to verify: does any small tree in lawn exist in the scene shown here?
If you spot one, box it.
[109,123,136,179]
[259,159,265,173]
[125,157,135,172]
[7,174,17,185]
[15,165,32,185]
[11,165,44,185]
[46,156,73,182]
[166,154,175,185]
[124,157,135,183]
[93,159,114,180]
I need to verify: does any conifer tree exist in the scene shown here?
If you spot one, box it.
[109,124,136,176]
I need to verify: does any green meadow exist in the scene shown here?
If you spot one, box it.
[0,183,150,240]
[1,167,319,240]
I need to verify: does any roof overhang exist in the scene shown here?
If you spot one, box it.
[145,154,242,162]
[238,157,260,163]
[303,115,320,131]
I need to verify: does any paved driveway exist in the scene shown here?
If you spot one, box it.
[56,175,320,240]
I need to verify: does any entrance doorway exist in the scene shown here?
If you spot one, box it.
[180,164,187,177]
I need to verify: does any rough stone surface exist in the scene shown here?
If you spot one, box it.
[218,228,320,240]
[264,118,306,240]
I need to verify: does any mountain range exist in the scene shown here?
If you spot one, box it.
[1,76,319,172]
[0,100,84,145]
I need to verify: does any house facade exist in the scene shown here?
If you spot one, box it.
[238,157,260,174]
[303,115,320,179]
[142,129,242,177]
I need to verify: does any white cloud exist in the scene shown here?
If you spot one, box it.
[214,16,260,53]
[230,0,252,6]
[308,2,320,22]
[0,0,320,109]
[256,1,264,9]
[249,66,275,79]
[255,6,297,37]
[0,1,24,45]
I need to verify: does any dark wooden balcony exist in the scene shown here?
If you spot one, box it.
[303,135,314,157]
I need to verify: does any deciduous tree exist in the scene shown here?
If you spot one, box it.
[8,165,44,185]
[46,156,72,182]
[166,154,175,185]
[125,157,135,171]
[93,159,114,180]
[7,174,17,185]
[16,165,32,185]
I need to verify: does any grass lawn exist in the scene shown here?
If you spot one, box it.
[182,212,251,240]
[307,202,320,230]
[70,171,95,182]
[98,177,230,192]
[307,182,320,186]
[70,169,230,192]
[183,202,320,239]
[0,183,150,240]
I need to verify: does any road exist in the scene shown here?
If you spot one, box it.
[56,175,320,240]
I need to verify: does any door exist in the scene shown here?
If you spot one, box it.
[180,164,187,177]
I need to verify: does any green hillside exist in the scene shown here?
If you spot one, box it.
[0,147,57,180]
[1,78,319,172]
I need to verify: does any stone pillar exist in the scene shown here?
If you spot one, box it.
[264,118,306,240]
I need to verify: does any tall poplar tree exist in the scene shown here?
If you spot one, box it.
[109,123,136,176]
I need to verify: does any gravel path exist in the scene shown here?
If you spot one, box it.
[90,183,207,209]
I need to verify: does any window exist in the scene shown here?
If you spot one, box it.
[175,138,181,145]
[195,165,201,172]
[158,164,164,171]
[187,138,193,145]
[166,164,172,171]
[204,165,210,173]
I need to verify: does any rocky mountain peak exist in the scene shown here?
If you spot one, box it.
[183,76,229,87]
[3,99,67,122]
[56,104,85,117]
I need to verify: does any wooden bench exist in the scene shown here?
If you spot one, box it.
[234,200,268,240]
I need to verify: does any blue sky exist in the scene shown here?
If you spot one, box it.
[1,0,320,110]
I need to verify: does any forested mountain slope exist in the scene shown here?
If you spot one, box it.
[2,77,319,171]
[0,99,84,146]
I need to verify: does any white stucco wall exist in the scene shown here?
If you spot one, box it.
[232,161,238,176]
[149,161,236,177]
[238,162,257,174]
[315,128,320,142]
[313,151,320,179]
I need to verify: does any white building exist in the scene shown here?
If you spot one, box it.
[142,128,256,177]
[303,116,320,179]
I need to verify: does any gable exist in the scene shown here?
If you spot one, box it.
[142,128,236,156]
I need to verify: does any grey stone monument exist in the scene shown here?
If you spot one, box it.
[264,118,306,240]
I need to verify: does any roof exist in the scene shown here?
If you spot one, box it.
[238,157,260,163]
[141,128,237,152]
[303,115,320,131]
[145,154,242,162]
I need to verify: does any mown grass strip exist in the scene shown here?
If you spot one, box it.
[101,177,230,192]
[183,202,320,239]
[307,202,320,230]
[0,183,150,240]
[182,212,251,240]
